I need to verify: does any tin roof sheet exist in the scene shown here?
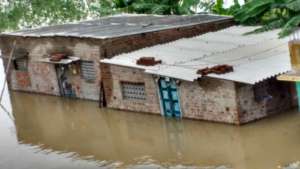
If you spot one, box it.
[1,14,231,39]
[101,26,291,84]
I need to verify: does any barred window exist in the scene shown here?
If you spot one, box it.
[121,82,146,100]
[81,61,96,82]
[14,58,28,71]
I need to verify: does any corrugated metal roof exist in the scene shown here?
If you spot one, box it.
[1,14,231,39]
[101,26,291,84]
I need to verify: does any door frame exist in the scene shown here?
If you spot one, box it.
[157,76,183,118]
[55,64,76,98]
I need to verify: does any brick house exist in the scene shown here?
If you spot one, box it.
[0,14,233,101]
[101,26,295,124]
[0,14,294,124]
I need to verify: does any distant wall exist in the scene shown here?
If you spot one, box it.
[0,37,101,100]
[102,18,235,57]
[236,78,294,124]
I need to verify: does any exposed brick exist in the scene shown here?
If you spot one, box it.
[236,78,294,124]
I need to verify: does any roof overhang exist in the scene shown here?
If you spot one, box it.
[38,56,80,64]
[277,70,300,82]
[100,26,291,85]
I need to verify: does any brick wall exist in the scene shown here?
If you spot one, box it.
[0,37,101,100]
[236,78,294,124]
[179,78,239,124]
[102,18,234,58]
[0,17,234,101]
[98,64,296,124]
[102,65,161,114]
[102,65,241,124]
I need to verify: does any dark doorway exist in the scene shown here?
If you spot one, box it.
[55,65,76,98]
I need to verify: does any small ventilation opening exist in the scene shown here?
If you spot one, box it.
[121,82,146,100]
[81,60,96,82]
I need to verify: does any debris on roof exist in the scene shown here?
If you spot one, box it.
[1,14,232,39]
[136,57,162,66]
[101,26,291,84]
[50,53,68,62]
[197,65,233,76]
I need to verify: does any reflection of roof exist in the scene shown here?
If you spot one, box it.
[1,14,232,39]
[101,26,291,84]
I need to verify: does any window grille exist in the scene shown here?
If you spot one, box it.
[14,58,28,71]
[121,82,146,100]
[81,61,96,82]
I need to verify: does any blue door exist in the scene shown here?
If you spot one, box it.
[158,78,181,118]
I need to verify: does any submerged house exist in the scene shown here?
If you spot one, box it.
[101,26,295,124]
[0,14,296,124]
[0,14,233,101]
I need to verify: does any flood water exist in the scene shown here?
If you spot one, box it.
[1,62,300,169]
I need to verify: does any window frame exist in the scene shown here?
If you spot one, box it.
[80,60,96,83]
[120,81,147,101]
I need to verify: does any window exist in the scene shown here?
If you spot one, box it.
[12,48,28,71]
[13,58,28,71]
[121,82,146,100]
[81,61,96,82]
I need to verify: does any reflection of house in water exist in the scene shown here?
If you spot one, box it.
[11,92,300,169]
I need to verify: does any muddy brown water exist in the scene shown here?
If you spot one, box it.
[1,91,300,169]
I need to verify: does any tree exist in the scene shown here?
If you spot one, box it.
[0,0,202,32]
[234,0,300,37]
[93,0,201,15]
[212,0,241,15]
[0,0,87,31]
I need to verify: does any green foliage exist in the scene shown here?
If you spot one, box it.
[87,0,201,16]
[279,15,300,37]
[198,0,215,12]
[200,0,240,16]
[0,0,204,32]
[233,0,300,37]
[0,0,87,31]
[110,0,200,15]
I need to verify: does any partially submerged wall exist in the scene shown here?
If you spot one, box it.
[102,65,295,124]
[236,78,294,124]
[179,78,239,124]
[0,18,234,101]
[102,65,240,124]
[0,37,101,100]
[102,64,161,114]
